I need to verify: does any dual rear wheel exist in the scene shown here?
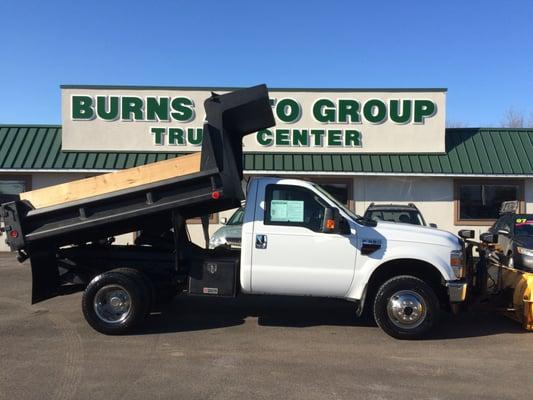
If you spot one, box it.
[82,268,157,334]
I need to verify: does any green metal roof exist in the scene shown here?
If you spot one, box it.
[0,125,532,176]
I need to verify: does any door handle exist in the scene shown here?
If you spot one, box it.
[255,234,267,249]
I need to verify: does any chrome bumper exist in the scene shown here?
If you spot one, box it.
[446,280,467,302]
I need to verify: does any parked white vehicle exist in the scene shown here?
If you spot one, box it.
[239,177,466,339]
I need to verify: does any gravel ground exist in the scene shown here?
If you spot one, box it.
[1,253,532,400]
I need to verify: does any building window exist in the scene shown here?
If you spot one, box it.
[301,178,354,211]
[454,179,524,225]
[0,176,31,204]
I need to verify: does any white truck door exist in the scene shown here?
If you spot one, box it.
[250,181,356,297]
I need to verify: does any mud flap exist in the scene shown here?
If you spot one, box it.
[30,252,60,304]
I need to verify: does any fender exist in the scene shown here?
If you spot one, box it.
[345,242,455,300]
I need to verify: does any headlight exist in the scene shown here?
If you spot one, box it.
[450,249,464,278]
[516,246,533,257]
[208,236,225,249]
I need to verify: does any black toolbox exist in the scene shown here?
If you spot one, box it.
[188,257,238,297]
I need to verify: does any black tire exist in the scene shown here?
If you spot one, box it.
[373,275,440,340]
[112,268,154,316]
[82,270,147,334]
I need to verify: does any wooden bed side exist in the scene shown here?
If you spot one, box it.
[20,153,202,209]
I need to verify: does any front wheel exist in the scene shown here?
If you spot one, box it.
[373,275,440,340]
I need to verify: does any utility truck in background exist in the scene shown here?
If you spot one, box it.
[0,85,468,339]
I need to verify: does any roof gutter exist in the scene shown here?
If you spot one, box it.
[0,169,532,179]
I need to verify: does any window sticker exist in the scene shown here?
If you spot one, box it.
[515,218,533,226]
[270,200,288,221]
[270,200,304,222]
[286,201,304,222]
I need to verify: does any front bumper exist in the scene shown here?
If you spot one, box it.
[446,280,467,302]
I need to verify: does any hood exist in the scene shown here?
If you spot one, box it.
[210,224,243,241]
[515,236,533,249]
[371,221,461,249]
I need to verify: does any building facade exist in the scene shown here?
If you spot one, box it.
[1,86,532,250]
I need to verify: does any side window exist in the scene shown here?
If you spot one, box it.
[264,184,326,232]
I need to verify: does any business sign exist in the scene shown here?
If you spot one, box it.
[61,86,446,153]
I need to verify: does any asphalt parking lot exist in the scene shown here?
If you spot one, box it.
[1,253,533,400]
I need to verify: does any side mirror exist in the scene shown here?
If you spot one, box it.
[429,223,438,228]
[480,231,498,244]
[497,229,510,236]
[458,229,475,240]
[220,217,227,225]
[322,207,341,233]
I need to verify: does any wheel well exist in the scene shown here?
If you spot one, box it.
[361,259,447,313]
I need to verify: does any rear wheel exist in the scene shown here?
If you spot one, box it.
[112,268,154,316]
[82,270,149,334]
[373,275,440,340]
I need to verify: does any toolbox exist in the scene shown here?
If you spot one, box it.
[188,257,238,297]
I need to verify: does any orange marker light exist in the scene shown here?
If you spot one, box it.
[326,219,335,230]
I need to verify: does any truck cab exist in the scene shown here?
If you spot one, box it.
[240,177,466,338]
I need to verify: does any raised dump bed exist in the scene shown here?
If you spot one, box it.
[1,84,275,253]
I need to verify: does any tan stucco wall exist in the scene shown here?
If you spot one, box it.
[2,172,533,251]
[352,175,533,237]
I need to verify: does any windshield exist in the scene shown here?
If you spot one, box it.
[365,210,424,225]
[312,183,361,221]
[226,208,245,225]
[515,217,533,236]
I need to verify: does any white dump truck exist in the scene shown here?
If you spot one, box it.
[0,85,467,339]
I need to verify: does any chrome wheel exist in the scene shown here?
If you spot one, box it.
[386,290,427,329]
[93,284,132,324]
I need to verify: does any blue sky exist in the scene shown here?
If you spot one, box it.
[0,0,532,126]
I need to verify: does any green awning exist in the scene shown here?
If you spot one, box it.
[0,125,532,176]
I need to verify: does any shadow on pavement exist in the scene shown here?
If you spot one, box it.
[134,294,527,339]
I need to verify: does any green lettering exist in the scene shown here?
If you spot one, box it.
[168,128,185,145]
[276,98,301,123]
[171,97,194,121]
[96,96,118,121]
[345,130,361,146]
[187,128,202,145]
[72,95,94,120]
[390,100,411,123]
[328,130,342,146]
[310,129,325,146]
[363,99,387,123]
[147,97,169,121]
[151,127,166,145]
[257,129,273,146]
[121,97,143,120]
[414,100,436,123]
[276,129,290,145]
[338,100,360,123]
[292,129,308,146]
[312,99,335,122]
